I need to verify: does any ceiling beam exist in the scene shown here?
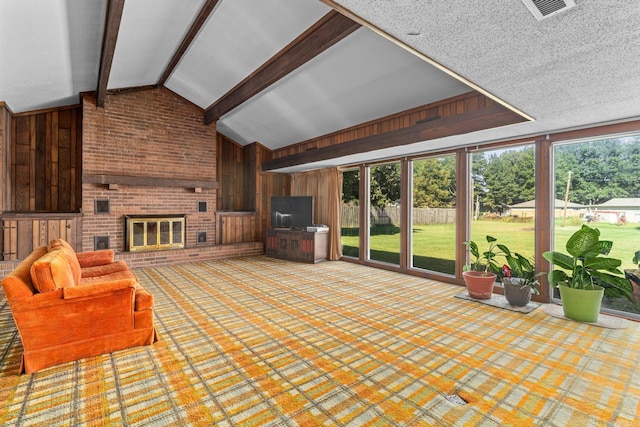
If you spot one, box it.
[158,0,221,86]
[204,10,361,125]
[261,104,527,171]
[96,0,125,107]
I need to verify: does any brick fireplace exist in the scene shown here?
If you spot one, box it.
[81,88,219,254]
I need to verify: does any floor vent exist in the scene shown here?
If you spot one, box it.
[522,0,577,21]
[445,394,468,406]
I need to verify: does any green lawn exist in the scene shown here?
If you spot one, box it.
[341,219,639,270]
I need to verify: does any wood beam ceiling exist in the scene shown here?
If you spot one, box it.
[158,0,221,86]
[203,10,361,125]
[96,0,125,107]
[261,104,528,171]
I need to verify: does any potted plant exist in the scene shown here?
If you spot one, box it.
[462,235,503,299]
[500,249,542,307]
[624,250,640,301]
[542,224,632,322]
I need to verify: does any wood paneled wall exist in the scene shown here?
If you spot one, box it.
[247,142,290,243]
[0,103,11,213]
[9,107,82,212]
[216,137,290,244]
[216,134,245,211]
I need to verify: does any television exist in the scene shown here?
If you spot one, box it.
[270,196,313,229]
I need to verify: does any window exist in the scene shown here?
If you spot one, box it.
[341,168,360,258]
[470,146,536,267]
[553,133,640,317]
[368,162,401,265]
[411,156,456,275]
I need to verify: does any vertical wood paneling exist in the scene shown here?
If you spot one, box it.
[35,114,47,210]
[216,212,258,244]
[216,133,245,211]
[8,107,82,213]
[1,214,81,260]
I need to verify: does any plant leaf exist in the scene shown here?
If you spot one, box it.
[584,256,622,272]
[542,251,574,270]
[565,225,600,258]
[547,270,568,287]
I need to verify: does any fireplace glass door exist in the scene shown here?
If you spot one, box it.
[126,215,185,252]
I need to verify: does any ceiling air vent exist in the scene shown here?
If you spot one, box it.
[522,0,576,21]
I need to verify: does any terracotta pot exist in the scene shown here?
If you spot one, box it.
[503,277,532,307]
[462,271,496,299]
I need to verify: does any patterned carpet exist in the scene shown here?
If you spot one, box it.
[1,256,639,426]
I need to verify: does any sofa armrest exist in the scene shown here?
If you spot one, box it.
[63,279,136,299]
[76,250,115,268]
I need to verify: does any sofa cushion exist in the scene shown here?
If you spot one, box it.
[81,261,131,278]
[76,250,116,268]
[30,248,75,293]
[80,269,138,285]
[48,239,81,286]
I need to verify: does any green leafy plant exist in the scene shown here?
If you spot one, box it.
[501,249,542,294]
[626,250,640,287]
[464,235,505,276]
[542,224,632,300]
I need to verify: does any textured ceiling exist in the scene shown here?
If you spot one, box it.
[1,0,639,172]
[291,0,640,172]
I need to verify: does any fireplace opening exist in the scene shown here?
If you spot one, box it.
[124,214,186,252]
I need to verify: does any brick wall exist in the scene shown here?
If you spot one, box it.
[81,88,218,252]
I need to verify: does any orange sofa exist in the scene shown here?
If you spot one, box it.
[1,239,157,374]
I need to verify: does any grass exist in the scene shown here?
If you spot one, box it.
[341,219,640,313]
[342,219,639,268]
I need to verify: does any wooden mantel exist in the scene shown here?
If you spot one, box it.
[83,174,218,190]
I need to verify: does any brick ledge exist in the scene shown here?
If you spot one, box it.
[0,243,264,279]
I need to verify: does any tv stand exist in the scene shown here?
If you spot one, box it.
[266,229,328,263]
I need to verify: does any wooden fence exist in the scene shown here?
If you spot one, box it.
[341,205,456,228]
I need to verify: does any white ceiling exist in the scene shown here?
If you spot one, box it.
[1,0,639,172]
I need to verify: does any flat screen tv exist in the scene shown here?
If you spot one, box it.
[270,196,313,229]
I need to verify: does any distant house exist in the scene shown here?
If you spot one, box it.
[592,198,640,223]
[507,199,586,219]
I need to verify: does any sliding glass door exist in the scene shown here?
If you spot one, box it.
[341,168,360,258]
[411,156,456,275]
[368,162,401,266]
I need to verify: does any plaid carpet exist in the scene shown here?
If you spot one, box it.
[1,256,639,426]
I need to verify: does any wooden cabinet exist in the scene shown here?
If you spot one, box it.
[265,229,328,263]
[216,211,257,244]
[1,213,82,260]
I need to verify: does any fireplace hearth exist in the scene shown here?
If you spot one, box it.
[124,214,186,252]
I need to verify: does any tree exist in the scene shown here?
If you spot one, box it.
[413,157,456,208]
[370,163,400,208]
[342,169,360,204]
[483,148,535,212]
[471,153,489,213]
[554,137,640,205]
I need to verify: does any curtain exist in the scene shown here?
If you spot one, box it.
[291,167,343,260]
